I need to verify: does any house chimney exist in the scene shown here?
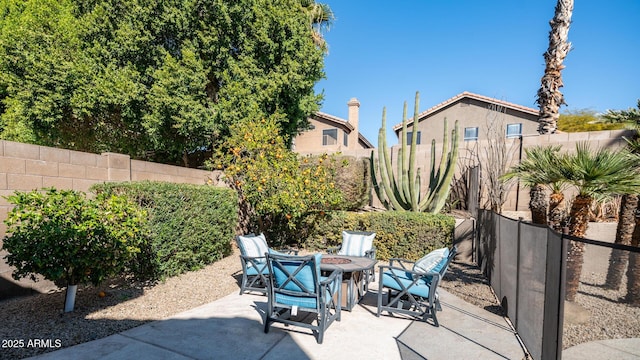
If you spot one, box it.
[347,98,360,149]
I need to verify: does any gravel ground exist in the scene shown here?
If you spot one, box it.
[563,272,640,349]
[0,248,499,360]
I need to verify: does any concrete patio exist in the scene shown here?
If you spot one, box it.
[29,284,527,360]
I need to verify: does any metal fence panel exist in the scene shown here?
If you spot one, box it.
[498,215,519,321]
[516,223,551,360]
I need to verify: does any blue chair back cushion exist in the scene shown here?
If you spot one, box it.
[272,253,321,294]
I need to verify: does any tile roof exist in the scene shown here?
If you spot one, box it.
[392,91,539,132]
[312,111,374,149]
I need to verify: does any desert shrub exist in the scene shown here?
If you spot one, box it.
[92,181,238,278]
[2,188,149,287]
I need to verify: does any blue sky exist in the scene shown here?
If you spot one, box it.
[314,1,640,147]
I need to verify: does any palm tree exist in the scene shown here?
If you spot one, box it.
[536,0,574,134]
[502,145,564,225]
[625,211,640,306]
[604,193,638,290]
[560,143,640,301]
[601,102,640,295]
[299,0,334,52]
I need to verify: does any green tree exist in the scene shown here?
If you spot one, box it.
[300,0,334,51]
[2,188,149,311]
[0,0,326,167]
[536,0,574,134]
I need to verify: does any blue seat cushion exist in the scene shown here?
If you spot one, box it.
[246,262,268,276]
[381,269,431,298]
[274,288,335,309]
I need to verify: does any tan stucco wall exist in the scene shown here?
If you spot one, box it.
[294,117,371,154]
[0,140,223,297]
[399,97,539,144]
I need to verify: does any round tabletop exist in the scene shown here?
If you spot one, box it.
[320,255,377,273]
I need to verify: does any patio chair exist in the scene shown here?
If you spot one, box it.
[377,246,457,326]
[327,230,376,289]
[264,253,342,344]
[235,233,297,295]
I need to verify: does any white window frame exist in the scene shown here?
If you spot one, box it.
[506,123,523,138]
[464,127,479,141]
[322,128,338,146]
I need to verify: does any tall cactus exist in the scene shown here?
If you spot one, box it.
[370,92,459,213]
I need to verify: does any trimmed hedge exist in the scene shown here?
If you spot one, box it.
[272,211,454,261]
[92,181,238,278]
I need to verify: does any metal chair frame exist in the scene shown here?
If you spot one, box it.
[327,230,376,291]
[236,234,297,295]
[264,253,342,344]
[377,246,457,327]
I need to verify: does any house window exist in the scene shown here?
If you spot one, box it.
[322,128,338,146]
[407,131,421,145]
[506,123,522,138]
[464,127,479,141]
[343,131,349,146]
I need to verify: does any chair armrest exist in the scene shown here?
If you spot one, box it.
[326,246,340,255]
[378,265,441,283]
[387,258,414,269]
[239,254,266,262]
[277,248,299,255]
[364,247,376,259]
[320,269,343,285]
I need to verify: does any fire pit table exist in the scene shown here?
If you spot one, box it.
[320,255,377,311]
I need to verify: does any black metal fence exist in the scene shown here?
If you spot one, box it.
[476,209,640,360]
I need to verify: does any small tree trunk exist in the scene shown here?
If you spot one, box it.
[64,284,78,312]
[530,184,548,225]
[625,209,640,306]
[605,194,638,290]
[548,191,566,232]
[565,194,592,301]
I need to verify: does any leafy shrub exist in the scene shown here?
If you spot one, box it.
[2,188,149,287]
[272,210,454,261]
[209,116,343,231]
[329,156,371,210]
[92,181,238,278]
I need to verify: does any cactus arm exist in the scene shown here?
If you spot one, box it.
[399,101,410,205]
[370,150,389,209]
[408,92,420,211]
[423,120,460,213]
[377,108,406,210]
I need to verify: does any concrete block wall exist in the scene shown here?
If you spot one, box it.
[0,140,223,298]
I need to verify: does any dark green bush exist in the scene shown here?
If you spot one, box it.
[92,181,238,278]
[269,210,454,261]
[330,156,371,211]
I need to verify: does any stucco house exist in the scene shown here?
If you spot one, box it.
[392,91,540,145]
[294,98,374,154]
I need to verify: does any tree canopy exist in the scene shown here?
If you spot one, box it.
[0,0,327,167]
[558,109,625,132]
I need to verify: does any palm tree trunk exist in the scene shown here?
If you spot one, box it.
[625,208,640,306]
[548,191,566,232]
[565,194,591,301]
[530,184,548,225]
[605,194,638,290]
[536,0,574,134]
